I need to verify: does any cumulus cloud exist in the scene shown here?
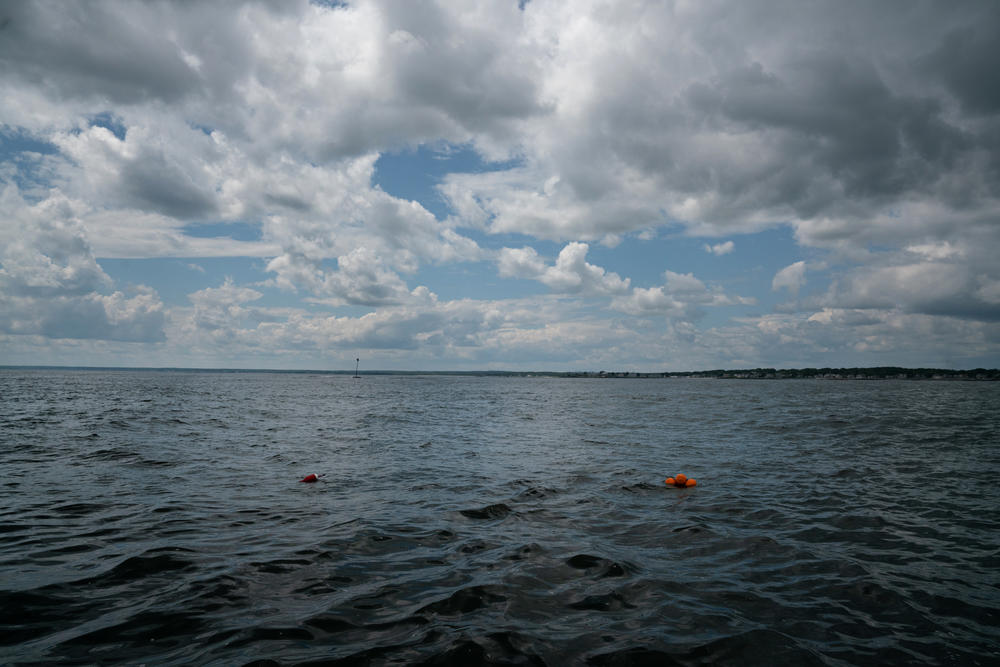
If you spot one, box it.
[497,246,547,279]
[612,269,752,320]
[163,291,629,366]
[977,277,1000,305]
[0,288,165,342]
[0,187,166,342]
[772,261,807,294]
[704,241,734,256]
[439,0,1000,260]
[6,1,1000,248]
[52,122,218,219]
[189,279,264,332]
[539,243,629,295]
[1,0,998,366]
[822,262,1000,322]
[804,308,999,363]
[497,242,629,296]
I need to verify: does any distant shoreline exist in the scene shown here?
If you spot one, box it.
[2,365,998,380]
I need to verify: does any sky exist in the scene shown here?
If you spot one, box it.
[1,0,999,372]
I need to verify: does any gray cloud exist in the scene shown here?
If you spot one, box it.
[119,148,218,220]
[444,0,999,247]
[379,0,545,137]
[1,0,999,366]
[922,7,1000,116]
[823,262,1000,323]
[36,292,165,342]
[0,1,200,105]
[690,56,973,210]
[0,290,166,343]
[50,123,221,221]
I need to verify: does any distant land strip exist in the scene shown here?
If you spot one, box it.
[2,366,998,380]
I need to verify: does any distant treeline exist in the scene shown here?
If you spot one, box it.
[3,366,998,380]
[564,367,999,380]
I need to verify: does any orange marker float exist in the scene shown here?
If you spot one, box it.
[664,473,697,488]
[299,473,324,483]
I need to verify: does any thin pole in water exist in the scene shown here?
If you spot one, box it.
[353,358,360,378]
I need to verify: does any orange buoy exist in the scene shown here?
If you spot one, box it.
[664,474,697,488]
[300,473,320,483]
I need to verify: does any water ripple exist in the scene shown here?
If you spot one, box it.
[1,370,998,664]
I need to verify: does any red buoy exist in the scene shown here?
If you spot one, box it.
[300,473,319,483]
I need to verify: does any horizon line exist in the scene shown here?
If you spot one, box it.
[2,364,997,376]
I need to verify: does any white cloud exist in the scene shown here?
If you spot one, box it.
[612,269,752,319]
[612,286,687,318]
[539,242,630,295]
[0,186,167,342]
[0,289,165,343]
[704,241,735,256]
[6,1,1000,253]
[1,0,999,367]
[437,0,1000,262]
[496,242,629,296]
[188,279,264,333]
[497,246,547,279]
[821,262,1000,321]
[772,261,807,294]
[52,121,218,219]
[905,241,963,261]
[977,277,1000,305]
[663,270,708,295]
[0,189,109,296]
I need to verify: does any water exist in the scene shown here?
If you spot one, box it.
[1,370,998,665]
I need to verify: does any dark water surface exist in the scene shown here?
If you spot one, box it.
[2,370,999,665]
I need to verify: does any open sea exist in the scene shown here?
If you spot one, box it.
[1,369,999,666]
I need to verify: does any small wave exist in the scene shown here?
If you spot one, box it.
[504,542,545,562]
[51,502,106,517]
[0,589,96,646]
[515,485,559,500]
[620,481,659,493]
[459,503,514,520]
[2,370,997,665]
[63,610,207,654]
[587,629,825,666]
[432,633,548,666]
[569,590,635,612]
[78,446,138,462]
[418,584,508,615]
[249,558,312,575]
[82,548,196,586]
[244,626,314,641]
[565,554,632,578]
[671,523,710,534]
